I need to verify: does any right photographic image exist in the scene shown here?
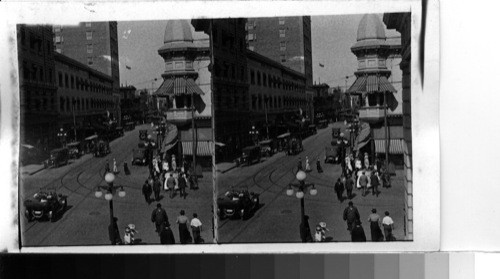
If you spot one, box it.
[211,13,413,243]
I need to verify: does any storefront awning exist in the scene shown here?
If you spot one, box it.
[182,141,212,156]
[374,139,405,154]
[355,122,371,151]
[347,75,396,94]
[155,77,205,96]
[161,140,178,153]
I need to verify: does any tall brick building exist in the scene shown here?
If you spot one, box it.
[17,25,59,149]
[246,17,313,89]
[53,22,120,122]
[192,18,250,161]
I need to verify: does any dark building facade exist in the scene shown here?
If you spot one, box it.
[246,17,313,89]
[17,24,59,149]
[247,50,308,140]
[54,52,115,139]
[384,12,412,240]
[192,18,251,161]
[53,22,120,122]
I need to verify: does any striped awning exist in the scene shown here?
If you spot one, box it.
[347,76,367,93]
[182,141,213,156]
[374,139,405,154]
[155,77,204,96]
[347,75,396,94]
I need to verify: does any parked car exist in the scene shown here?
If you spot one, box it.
[67,141,83,159]
[259,139,276,157]
[217,190,260,220]
[24,189,68,222]
[20,144,47,166]
[94,140,110,157]
[235,146,261,166]
[287,137,303,155]
[43,148,69,168]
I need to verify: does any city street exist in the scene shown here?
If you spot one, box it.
[20,124,214,246]
[217,122,405,243]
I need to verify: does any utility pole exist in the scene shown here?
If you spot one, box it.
[265,97,269,140]
[72,99,77,141]
[384,91,389,169]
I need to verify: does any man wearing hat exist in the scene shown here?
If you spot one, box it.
[151,203,169,234]
[343,201,360,232]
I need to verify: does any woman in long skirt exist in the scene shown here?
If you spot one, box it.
[367,209,383,241]
[176,210,192,244]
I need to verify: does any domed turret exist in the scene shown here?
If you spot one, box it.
[163,20,193,44]
[352,14,388,49]
[356,14,386,41]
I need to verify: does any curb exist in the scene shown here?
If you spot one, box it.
[21,166,45,176]
[217,164,238,174]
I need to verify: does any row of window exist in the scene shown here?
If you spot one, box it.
[57,71,112,95]
[59,96,114,113]
[19,27,53,56]
[251,95,307,111]
[22,61,54,84]
[213,60,246,82]
[23,95,56,112]
[212,25,246,54]
[249,69,304,92]
[215,88,248,110]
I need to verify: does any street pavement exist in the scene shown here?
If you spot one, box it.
[20,124,214,246]
[216,122,406,243]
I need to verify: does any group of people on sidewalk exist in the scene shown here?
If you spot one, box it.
[342,152,392,197]
[141,154,199,202]
[342,201,396,242]
[151,203,204,244]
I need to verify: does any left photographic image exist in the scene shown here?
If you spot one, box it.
[18,20,214,246]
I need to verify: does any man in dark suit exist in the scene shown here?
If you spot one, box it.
[151,203,169,234]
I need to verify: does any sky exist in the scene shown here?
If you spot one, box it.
[117,14,401,92]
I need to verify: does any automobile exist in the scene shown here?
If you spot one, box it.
[94,140,110,157]
[235,146,261,167]
[67,141,83,159]
[132,145,148,166]
[20,144,47,166]
[287,137,303,155]
[259,139,276,157]
[24,189,68,222]
[217,189,260,220]
[325,145,341,164]
[43,148,69,168]
[332,127,341,141]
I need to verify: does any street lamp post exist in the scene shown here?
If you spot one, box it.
[286,170,317,242]
[95,172,126,242]
[264,97,269,140]
[249,125,259,146]
[57,128,67,148]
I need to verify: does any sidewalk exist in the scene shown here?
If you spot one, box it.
[20,164,45,176]
[216,162,238,173]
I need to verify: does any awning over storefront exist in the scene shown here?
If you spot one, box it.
[277,132,291,139]
[182,141,212,156]
[374,139,405,154]
[355,122,371,151]
[155,77,205,96]
[348,75,396,94]
[161,140,178,153]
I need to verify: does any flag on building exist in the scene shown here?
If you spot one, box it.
[319,63,324,67]
[126,65,131,70]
